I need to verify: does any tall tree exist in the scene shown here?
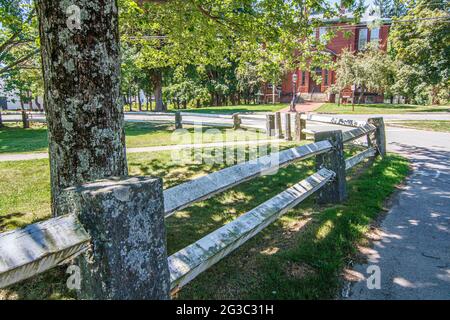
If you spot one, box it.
[373,0,408,18]
[36,0,128,216]
[0,0,39,76]
[389,0,450,104]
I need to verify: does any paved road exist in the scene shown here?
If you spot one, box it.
[344,126,450,300]
[3,111,450,127]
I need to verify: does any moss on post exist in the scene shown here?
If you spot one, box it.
[314,130,347,204]
[63,176,170,300]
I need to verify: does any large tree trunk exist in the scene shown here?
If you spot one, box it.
[36,0,128,216]
[151,69,165,112]
[0,110,3,128]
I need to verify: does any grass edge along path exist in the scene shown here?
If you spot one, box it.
[387,120,450,133]
[317,103,449,115]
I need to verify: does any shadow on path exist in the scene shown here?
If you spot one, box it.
[347,143,450,300]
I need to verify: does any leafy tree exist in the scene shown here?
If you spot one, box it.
[119,0,341,110]
[373,0,408,18]
[0,0,39,76]
[389,0,450,104]
[331,43,395,109]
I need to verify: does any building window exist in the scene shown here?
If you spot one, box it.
[301,71,306,85]
[358,28,368,50]
[319,27,327,44]
[370,27,380,43]
[324,70,329,85]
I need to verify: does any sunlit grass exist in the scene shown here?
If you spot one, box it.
[0,145,409,300]
[317,103,449,114]
[0,123,267,154]
[388,120,450,133]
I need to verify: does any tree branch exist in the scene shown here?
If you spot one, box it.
[0,49,40,75]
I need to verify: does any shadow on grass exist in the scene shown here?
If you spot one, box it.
[176,154,409,300]
[0,145,408,300]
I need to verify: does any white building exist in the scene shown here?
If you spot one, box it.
[0,78,43,110]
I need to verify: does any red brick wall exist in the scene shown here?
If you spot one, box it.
[275,23,391,102]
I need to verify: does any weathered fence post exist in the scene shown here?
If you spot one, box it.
[367,117,387,157]
[63,177,170,300]
[175,112,183,129]
[232,113,241,130]
[284,113,292,141]
[314,130,347,204]
[275,112,284,139]
[295,112,306,141]
[266,114,275,137]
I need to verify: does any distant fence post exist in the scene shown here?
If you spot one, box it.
[232,113,241,130]
[284,113,292,141]
[367,117,387,157]
[21,110,30,129]
[266,114,275,137]
[314,130,347,204]
[175,112,183,129]
[275,112,284,139]
[63,177,170,300]
[295,112,306,141]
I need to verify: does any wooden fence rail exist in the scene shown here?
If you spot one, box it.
[0,114,387,298]
[168,168,335,291]
[0,215,90,289]
[342,124,377,143]
[345,147,377,171]
[300,114,368,128]
[164,140,333,216]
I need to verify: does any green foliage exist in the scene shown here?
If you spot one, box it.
[118,0,343,108]
[0,0,38,77]
[389,1,450,104]
[331,43,395,102]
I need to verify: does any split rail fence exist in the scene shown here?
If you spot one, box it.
[0,113,386,299]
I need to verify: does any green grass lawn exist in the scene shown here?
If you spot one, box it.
[0,144,409,300]
[0,123,266,154]
[125,103,288,114]
[317,103,450,114]
[170,104,288,114]
[387,120,450,133]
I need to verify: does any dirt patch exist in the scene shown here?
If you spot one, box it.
[285,262,315,280]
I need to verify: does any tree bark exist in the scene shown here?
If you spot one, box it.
[20,94,30,129]
[28,91,34,111]
[137,90,142,111]
[151,69,165,112]
[36,0,128,216]
[35,96,43,112]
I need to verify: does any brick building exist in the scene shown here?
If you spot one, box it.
[271,14,392,104]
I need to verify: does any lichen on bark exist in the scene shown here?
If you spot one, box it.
[36,0,128,216]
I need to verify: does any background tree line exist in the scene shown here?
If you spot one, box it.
[0,0,448,127]
[331,0,449,106]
